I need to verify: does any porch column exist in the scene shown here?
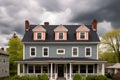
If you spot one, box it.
[97,64,99,75]
[66,64,67,79]
[115,68,118,74]
[33,65,35,74]
[23,64,25,75]
[78,64,80,73]
[102,63,105,75]
[50,63,53,80]
[86,65,88,76]
[17,63,20,75]
[54,64,56,79]
[69,63,72,80]
[41,65,43,74]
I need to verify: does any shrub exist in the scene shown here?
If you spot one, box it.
[73,73,82,80]
[86,75,107,80]
[29,76,38,80]
[21,76,30,80]
[86,75,96,80]
[113,73,120,80]
[39,73,49,80]
[10,75,21,80]
[95,75,107,80]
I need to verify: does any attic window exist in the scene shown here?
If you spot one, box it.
[59,32,63,40]
[37,32,42,39]
[80,32,85,39]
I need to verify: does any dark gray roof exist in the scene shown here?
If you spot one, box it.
[18,57,105,63]
[22,25,100,43]
[0,50,9,56]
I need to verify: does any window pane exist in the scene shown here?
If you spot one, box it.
[80,65,86,73]
[35,65,41,73]
[86,48,91,56]
[57,49,64,54]
[37,33,41,39]
[31,48,35,56]
[73,65,78,73]
[88,65,93,73]
[44,48,48,56]
[28,65,33,73]
[59,33,63,39]
[80,32,85,39]
[73,48,78,56]
[43,65,48,73]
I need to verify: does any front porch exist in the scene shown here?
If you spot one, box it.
[17,63,105,80]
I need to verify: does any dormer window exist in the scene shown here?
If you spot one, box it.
[59,32,63,40]
[54,25,68,40]
[80,32,85,39]
[37,32,42,39]
[76,25,90,40]
[32,25,46,40]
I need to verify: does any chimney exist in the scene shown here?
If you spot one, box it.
[1,48,4,51]
[25,20,30,31]
[44,22,49,26]
[92,19,97,31]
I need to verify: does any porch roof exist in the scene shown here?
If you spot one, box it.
[16,57,106,64]
[106,63,120,69]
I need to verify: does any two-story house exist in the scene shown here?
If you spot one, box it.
[0,48,9,78]
[17,20,106,80]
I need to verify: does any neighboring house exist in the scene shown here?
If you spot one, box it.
[0,48,9,78]
[17,20,106,80]
[106,63,120,74]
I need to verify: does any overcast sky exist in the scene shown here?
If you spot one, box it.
[0,0,120,47]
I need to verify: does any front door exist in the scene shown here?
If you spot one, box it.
[58,64,64,77]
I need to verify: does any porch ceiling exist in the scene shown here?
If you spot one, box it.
[16,57,106,64]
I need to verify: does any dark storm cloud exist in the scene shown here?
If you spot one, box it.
[38,0,63,12]
[0,0,120,46]
[70,0,120,29]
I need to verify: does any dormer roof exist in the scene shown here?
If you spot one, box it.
[32,25,46,32]
[76,25,90,32]
[22,25,100,43]
[54,24,68,32]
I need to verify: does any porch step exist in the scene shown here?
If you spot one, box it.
[57,77,66,80]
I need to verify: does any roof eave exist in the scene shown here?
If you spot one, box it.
[22,42,100,44]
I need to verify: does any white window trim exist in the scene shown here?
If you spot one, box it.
[36,32,42,40]
[85,47,92,57]
[57,49,65,54]
[58,32,64,40]
[42,47,49,57]
[80,32,86,39]
[72,47,79,57]
[30,47,36,57]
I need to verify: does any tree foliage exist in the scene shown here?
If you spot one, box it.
[99,52,118,63]
[101,29,120,62]
[7,33,23,75]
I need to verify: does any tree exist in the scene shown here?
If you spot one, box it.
[101,29,120,62]
[99,52,118,63]
[7,33,23,75]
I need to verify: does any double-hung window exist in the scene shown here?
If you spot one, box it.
[37,32,42,39]
[30,47,36,57]
[72,47,78,57]
[42,47,49,57]
[59,32,63,40]
[80,32,85,39]
[85,47,92,57]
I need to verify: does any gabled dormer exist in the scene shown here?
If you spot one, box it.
[76,25,90,40]
[54,25,68,40]
[32,25,46,40]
